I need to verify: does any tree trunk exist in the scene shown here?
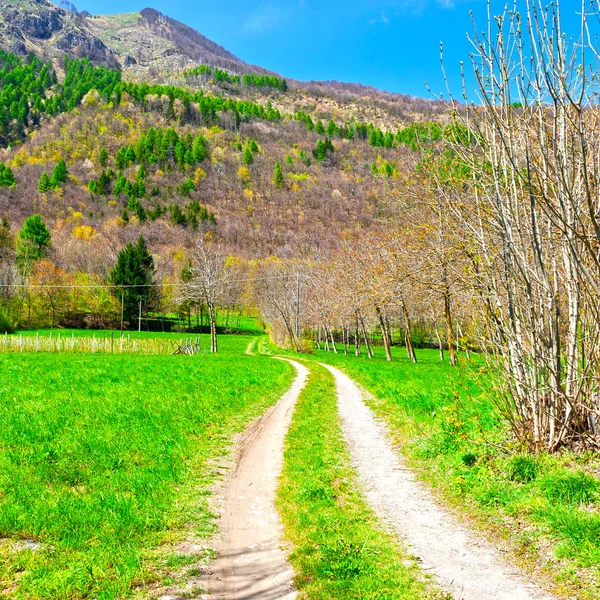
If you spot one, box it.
[443,275,457,366]
[329,327,338,354]
[355,315,361,356]
[434,321,444,361]
[401,299,417,363]
[359,314,373,359]
[376,305,392,361]
[208,303,218,353]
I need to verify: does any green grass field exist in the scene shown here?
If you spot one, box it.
[277,361,443,599]
[307,345,600,599]
[0,347,293,599]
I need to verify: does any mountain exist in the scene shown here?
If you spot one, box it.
[0,0,451,319]
[0,0,117,67]
[86,8,275,77]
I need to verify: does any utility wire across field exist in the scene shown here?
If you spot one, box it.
[0,274,308,289]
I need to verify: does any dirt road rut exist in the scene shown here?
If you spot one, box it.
[202,359,307,599]
[322,363,556,600]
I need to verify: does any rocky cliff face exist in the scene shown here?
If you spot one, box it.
[0,0,118,68]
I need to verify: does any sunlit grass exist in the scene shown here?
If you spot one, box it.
[277,361,443,599]
[0,349,293,598]
[306,345,600,599]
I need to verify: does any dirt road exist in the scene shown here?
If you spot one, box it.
[322,363,556,600]
[202,359,307,599]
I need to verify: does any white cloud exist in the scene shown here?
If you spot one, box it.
[369,11,391,25]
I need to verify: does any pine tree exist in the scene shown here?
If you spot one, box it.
[274,162,284,189]
[109,235,155,326]
[0,216,13,260]
[50,159,68,188]
[17,214,51,268]
[0,163,15,188]
[192,135,208,163]
[249,138,259,153]
[243,147,254,166]
[315,120,326,134]
[98,147,109,167]
[38,172,51,193]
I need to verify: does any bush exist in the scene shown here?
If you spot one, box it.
[507,454,539,483]
[541,470,599,504]
[0,306,17,333]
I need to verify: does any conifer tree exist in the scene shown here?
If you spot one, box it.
[49,159,68,188]
[98,147,109,167]
[38,172,51,193]
[0,163,15,188]
[274,162,284,189]
[109,235,155,326]
[16,214,51,268]
[192,135,208,162]
[243,147,254,165]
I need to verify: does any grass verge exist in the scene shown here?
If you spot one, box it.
[0,350,293,599]
[277,360,444,599]
[306,346,600,600]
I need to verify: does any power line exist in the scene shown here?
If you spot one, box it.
[0,274,309,290]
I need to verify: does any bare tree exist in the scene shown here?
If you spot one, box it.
[181,235,233,353]
[434,0,600,450]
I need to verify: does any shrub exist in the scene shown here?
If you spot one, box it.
[541,470,599,504]
[507,454,539,483]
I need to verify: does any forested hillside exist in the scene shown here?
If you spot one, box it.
[0,2,452,333]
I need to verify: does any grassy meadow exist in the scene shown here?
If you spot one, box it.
[277,361,443,599]
[304,345,600,600]
[0,338,293,599]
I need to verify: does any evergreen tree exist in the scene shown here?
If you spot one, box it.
[192,135,208,162]
[50,159,68,188]
[38,172,51,193]
[243,147,254,165]
[17,214,51,267]
[0,216,13,260]
[274,162,284,189]
[315,120,326,134]
[109,235,155,326]
[326,119,338,136]
[0,163,15,188]
[249,138,259,153]
[98,147,109,167]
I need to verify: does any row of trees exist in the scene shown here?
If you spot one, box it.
[183,64,288,92]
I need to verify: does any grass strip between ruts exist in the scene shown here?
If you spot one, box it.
[277,360,444,599]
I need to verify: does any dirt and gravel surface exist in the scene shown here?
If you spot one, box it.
[321,362,557,600]
[201,359,307,599]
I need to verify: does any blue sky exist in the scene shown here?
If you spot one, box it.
[73,0,586,98]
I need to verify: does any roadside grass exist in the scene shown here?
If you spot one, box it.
[277,361,444,599]
[301,346,600,600]
[0,350,294,599]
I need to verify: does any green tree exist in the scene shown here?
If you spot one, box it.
[0,216,13,260]
[243,147,254,165]
[0,163,15,188]
[315,120,326,134]
[192,135,208,162]
[249,138,259,153]
[274,162,284,189]
[98,147,109,167]
[17,214,51,267]
[49,159,68,188]
[109,235,155,327]
[38,172,51,193]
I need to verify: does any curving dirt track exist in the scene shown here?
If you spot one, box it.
[202,359,307,599]
[321,363,557,600]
